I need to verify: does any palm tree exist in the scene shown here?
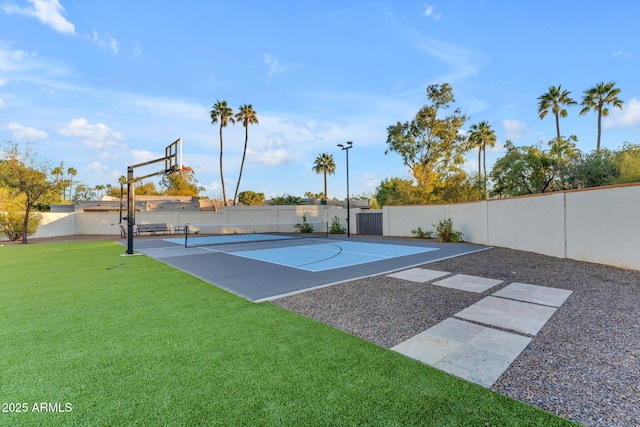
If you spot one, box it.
[579,81,624,151]
[537,85,576,141]
[210,100,236,206]
[233,104,258,205]
[95,184,105,199]
[467,121,496,196]
[52,163,65,200]
[66,167,77,201]
[312,153,336,199]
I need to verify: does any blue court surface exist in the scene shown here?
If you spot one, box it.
[131,235,490,302]
[231,241,437,272]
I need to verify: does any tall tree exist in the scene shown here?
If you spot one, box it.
[51,163,66,200]
[537,85,576,140]
[94,184,105,199]
[160,167,204,196]
[66,167,77,201]
[210,100,235,206]
[0,142,65,244]
[467,121,496,195]
[312,153,336,199]
[233,104,258,205]
[490,140,579,197]
[579,81,624,151]
[385,83,468,191]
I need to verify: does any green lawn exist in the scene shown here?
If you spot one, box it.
[0,241,576,426]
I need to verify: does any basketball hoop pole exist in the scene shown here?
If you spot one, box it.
[124,138,182,255]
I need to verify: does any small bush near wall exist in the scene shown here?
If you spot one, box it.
[294,215,314,233]
[434,218,464,243]
[0,212,40,241]
[411,226,433,239]
[329,216,346,234]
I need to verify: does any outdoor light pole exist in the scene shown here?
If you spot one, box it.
[337,141,353,237]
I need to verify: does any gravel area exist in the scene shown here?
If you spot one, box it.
[273,245,640,427]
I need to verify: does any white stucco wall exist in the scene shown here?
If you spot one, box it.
[487,193,566,258]
[383,205,449,237]
[8,184,639,270]
[449,201,488,245]
[565,185,640,270]
[381,183,639,270]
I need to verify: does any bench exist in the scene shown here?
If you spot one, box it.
[135,223,170,236]
[174,225,199,235]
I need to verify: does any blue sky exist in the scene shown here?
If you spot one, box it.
[1,1,639,201]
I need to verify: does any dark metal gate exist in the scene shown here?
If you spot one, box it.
[356,211,382,235]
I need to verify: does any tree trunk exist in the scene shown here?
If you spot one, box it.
[22,203,30,244]
[323,171,328,198]
[483,146,487,198]
[596,107,602,151]
[234,127,249,205]
[219,124,227,205]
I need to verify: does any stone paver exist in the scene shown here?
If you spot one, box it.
[432,274,503,293]
[392,279,572,388]
[387,268,450,283]
[393,318,531,387]
[454,296,558,336]
[492,282,573,307]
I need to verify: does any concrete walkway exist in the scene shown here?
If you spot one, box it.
[390,269,573,388]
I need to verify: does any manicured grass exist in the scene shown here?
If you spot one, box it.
[0,242,576,426]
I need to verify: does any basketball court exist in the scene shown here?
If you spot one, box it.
[127,234,490,302]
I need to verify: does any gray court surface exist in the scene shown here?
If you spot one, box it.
[125,235,490,302]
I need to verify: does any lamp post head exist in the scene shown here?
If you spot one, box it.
[338,141,353,150]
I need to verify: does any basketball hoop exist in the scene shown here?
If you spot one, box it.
[122,138,183,255]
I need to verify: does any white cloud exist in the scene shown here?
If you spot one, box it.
[263,53,286,77]
[612,49,632,59]
[0,97,5,108]
[248,148,295,165]
[0,48,34,72]
[356,172,381,194]
[87,30,119,54]
[203,180,220,193]
[246,136,295,165]
[412,35,482,83]
[133,43,141,57]
[130,149,157,163]
[58,118,124,148]
[85,161,120,181]
[0,77,6,85]
[423,5,441,20]
[123,94,208,120]
[4,122,49,140]
[604,98,640,129]
[503,119,526,140]
[3,0,75,34]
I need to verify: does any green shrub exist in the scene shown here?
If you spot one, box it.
[434,218,463,243]
[0,211,40,241]
[270,194,304,205]
[329,216,346,234]
[238,190,265,206]
[411,226,433,239]
[294,214,314,233]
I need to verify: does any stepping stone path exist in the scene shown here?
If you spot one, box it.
[389,269,573,388]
